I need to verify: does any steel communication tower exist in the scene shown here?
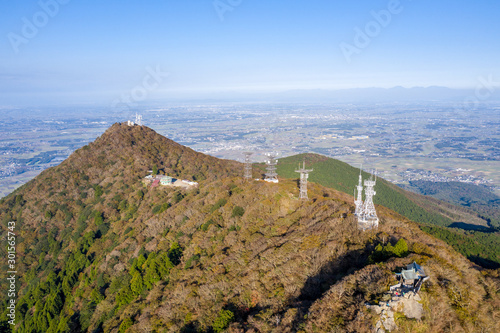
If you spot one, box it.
[243,152,253,180]
[354,168,364,216]
[264,153,279,183]
[295,161,313,200]
[354,169,379,229]
[361,172,379,227]
[135,113,143,126]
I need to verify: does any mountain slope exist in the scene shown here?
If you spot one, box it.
[0,122,240,232]
[403,180,500,228]
[270,153,500,268]
[272,153,490,228]
[1,125,499,333]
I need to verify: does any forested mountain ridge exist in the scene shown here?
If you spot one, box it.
[1,124,499,333]
[0,122,240,229]
[274,154,500,269]
[273,153,491,228]
[403,180,500,228]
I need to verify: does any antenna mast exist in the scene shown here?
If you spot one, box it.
[354,167,364,216]
[295,161,313,200]
[361,171,379,228]
[264,153,279,183]
[354,168,379,229]
[243,152,253,180]
[135,113,143,126]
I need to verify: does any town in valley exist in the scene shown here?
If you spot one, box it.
[0,102,498,198]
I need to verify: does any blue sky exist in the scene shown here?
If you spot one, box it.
[0,0,499,106]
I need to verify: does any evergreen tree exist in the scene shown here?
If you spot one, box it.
[144,261,161,289]
[94,185,103,199]
[168,242,183,265]
[116,285,134,307]
[213,310,234,333]
[91,288,105,303]
[156,253,174,279]
[94,211,104,226]
[130,271,144,295]
[118,318,134,333]
[393,238,409,257]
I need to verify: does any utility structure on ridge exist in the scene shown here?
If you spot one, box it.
[354,169,379,229]
[127,113,143,126]
[264,153,279,183]
[295,161,313,200]
[362,174,378,225]
[135,113,143,126]
[354,168,364,216]
[243,152,253,180]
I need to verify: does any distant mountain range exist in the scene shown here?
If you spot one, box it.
[4,86,500,108]
[155,86,500,104]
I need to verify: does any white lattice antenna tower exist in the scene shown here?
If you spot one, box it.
[295,161,313,200]
[243,152,253,180]
[264,153,279,183]
[362,171,379,227]
[354,166,364,216]
[135,113,143,126]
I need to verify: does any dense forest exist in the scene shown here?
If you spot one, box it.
[420,224,500,269]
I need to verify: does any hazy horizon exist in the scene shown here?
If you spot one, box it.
[2,86,500,109]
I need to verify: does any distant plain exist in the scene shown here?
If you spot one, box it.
[0,102,498,197]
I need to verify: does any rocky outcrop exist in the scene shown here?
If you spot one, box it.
[367,292,424,332]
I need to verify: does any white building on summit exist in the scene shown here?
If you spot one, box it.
[127,113,143,126]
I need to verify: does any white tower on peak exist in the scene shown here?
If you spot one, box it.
[135,113,143,126]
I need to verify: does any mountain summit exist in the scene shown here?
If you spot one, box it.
[66,122,240,182]
[1,124,499,332]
